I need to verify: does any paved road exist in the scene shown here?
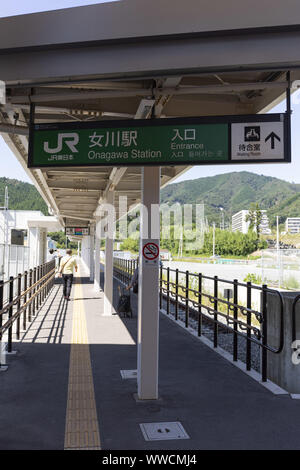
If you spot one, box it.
[164,260,300,286]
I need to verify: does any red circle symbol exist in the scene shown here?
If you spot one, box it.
[142,242,159,261]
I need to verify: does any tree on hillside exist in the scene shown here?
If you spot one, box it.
[245,203,263,238]
[0,177,48,215]
[48,231,77,250]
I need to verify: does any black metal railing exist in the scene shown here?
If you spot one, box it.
[292,294,300,345]
[113,257,284,382]
[0,259,56,365]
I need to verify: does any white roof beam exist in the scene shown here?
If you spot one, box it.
[8,81,288,106]
[48,180,102,191]
[10,89,152,104]
[60,213,94,222]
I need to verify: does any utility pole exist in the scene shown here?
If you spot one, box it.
[276,216,279,251]
[219,206,225,230]
[212,222,216,258]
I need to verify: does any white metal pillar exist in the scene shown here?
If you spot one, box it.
[94,219,102,291]
[137,166,160,400]
[80,236,89,270]
[104,191,114,315]
[39,229,47,264]
[89,224,95,282]
[28,227,39,269]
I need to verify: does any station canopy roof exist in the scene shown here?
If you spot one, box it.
[1,0,300,229]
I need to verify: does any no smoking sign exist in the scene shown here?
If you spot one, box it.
[142,242,160,265]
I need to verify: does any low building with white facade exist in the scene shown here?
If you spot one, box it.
[232,210,250,234]
[0,209,61,278]
[232,210,271,235]
[285,217,300,233]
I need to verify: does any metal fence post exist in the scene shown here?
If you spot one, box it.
[214,275,218,348]
[127,259,129,283]
[45,263,48,297]
[23,271,27,331]
[261,284,268,382]
[44,263,47,300]
[198,272,202,336]
[167,267,170,315]
[185,270,189,328]
[28,269,33,322]
[8,276,14,353]
[159,263,163,310]
[246,281,252,371]
[48,262,52,294]
[50,261,54,292]
[32,267,36,317]
[36,266,40,310]
[175,268,179,321]
[40,265,43,305]
[41,264,44,303]
[233,279,238,362]
[16,274,21,340]
[40,264,44,304]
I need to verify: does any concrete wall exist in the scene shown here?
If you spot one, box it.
[0,210,43,244]
[266,290,300,393]
[28,226,48,269]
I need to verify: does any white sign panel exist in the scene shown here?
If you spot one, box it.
[231,121,284,161]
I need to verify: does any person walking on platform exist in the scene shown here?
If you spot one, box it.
[59,249,78,300]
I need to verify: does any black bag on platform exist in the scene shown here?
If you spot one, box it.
[117,287,133,318]
[132,281,138,294]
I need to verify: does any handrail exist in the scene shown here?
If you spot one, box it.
[0,259,56,360]
[0,267,55,318]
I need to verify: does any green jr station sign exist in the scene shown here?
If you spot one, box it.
[28,114,290,168]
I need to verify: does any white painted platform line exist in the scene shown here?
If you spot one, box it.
[140,422,190,441]
[120,369,137,379]
[290,394,300,399]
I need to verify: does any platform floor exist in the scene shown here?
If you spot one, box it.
[1,261,300,450]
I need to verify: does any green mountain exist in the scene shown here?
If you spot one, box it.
[161,171,300,228]
[1,172,300,229]
[0,177,48,214]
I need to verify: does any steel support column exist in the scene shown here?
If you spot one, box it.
[104,191,114,315]
[89,225,95,282]
[94,219,102,291]
[137,166,160,400]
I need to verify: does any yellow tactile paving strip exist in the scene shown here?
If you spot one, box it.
[64,273,101,450]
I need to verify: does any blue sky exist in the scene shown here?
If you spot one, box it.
[0,1,299,185]
[0,1,115,18]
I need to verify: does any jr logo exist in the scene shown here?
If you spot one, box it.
[43,133,79,154]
